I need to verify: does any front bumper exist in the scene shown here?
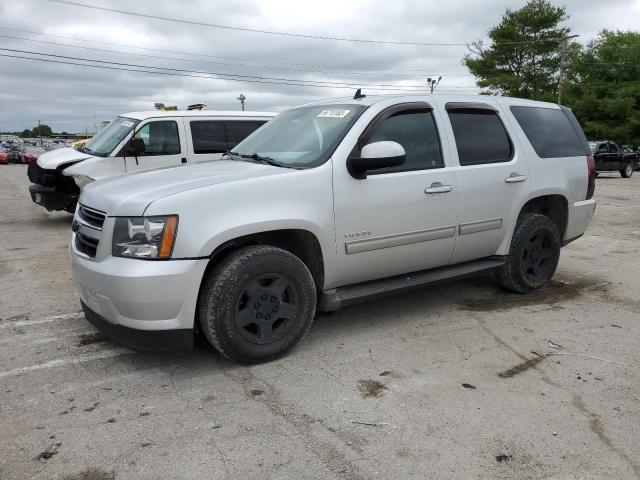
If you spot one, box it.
[29,184,77,212]
[564,199,596,243]
[71,246,208,352]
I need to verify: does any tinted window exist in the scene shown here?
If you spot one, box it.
[226,121,267,149]
[367,110,442,173]
[510,106,588,158]
[135,121,180,155]
[448,110,512,166]
[191,121,227,154]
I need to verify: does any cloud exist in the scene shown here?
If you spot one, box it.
[0,0,635,132]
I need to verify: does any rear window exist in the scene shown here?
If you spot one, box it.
[510,106,588,158]
[448,110,512,166]
[191,121,227,154]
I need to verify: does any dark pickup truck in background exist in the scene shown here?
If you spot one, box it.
[589,140,639,178]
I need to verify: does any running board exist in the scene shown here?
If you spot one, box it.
[320,257,507,311]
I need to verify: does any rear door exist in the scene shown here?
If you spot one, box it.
[439,101,531,264]
[124,118,187,172]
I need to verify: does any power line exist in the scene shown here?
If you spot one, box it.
[0,34,429,79]
[46,0,575,47]
[0,47,440,90]
[0,27,446,74]
[0,51,480,92]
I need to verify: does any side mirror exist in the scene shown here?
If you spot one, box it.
[347,141,406,179]
[126,137,145,156]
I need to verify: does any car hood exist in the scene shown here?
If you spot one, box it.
[36,147,93,170]
[80,160,290,216]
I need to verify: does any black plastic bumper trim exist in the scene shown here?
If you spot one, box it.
[29,184,77,211]
[81,301,193,353]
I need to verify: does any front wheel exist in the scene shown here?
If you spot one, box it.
[621,164,633,178]
[497,214,561,294]
[198,245,317,363]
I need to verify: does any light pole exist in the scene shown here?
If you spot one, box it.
[557,35,580,105]
[427,76,442,93]
[237,94,246,111]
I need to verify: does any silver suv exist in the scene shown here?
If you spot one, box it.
[70,94,597,362]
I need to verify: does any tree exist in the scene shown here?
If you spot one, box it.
[31,124,52,137]
[565,30,640,147]
[154,103,177,111]
[19,129,31,138]
[464,0,573,101]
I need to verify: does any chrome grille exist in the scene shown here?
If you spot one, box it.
[78,204,106,230]
[75,231,99,258]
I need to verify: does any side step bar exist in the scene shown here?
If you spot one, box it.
[320,256,507,311]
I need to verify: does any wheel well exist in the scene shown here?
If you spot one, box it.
[205,229,325,292]
[519,195,568,238]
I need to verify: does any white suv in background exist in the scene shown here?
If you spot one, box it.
[70,94,596,363]
[28,110,276,212]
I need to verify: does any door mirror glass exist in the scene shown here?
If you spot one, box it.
[347,141,406,179]
[126,137,146,156]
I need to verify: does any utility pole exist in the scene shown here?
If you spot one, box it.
[557,34,580,105]
[237,93,246,111]
[427,76,442,94]
[38,119,41,146]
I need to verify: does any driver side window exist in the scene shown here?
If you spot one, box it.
[135,121,181,156]
[366,110,443,174]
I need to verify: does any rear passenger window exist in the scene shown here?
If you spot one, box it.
[510,106,587,158]
[226,121,267,149]
[191,121,227,154]
[366,110,443,173]
[448,110,512,165]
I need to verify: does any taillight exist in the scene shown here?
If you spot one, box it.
[586,154,596,200]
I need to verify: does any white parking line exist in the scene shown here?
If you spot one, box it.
[0,348,134,378]
[0,312,84,329]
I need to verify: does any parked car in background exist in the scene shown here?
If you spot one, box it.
[589,140,639,178]
[0,151,8,165]
[70,94,596,362]
[28,110,276,212]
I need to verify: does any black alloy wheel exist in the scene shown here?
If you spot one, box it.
[235,273,299,344]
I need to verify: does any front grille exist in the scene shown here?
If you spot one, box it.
[75,231,99,258]
[78,205,106,230]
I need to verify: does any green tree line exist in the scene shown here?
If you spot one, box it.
[464,0,640,147]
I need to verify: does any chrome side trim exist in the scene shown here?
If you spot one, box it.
[345,225,456,255]
[459,218,503,236]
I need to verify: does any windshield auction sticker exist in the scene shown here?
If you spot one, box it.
[317,109,351,119]
[121,120,135,127]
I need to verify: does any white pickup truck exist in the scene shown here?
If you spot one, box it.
[28,110,275,212]
[70,93,596,363]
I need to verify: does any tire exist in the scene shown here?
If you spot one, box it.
[621,163,633,178]
[497,213,561,294]
[198,245,317,363]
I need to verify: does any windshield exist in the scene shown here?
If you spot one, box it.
[230,104,367,168]
[83,116,140,157]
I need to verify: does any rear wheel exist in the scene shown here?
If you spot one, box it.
[198,245,316,363]
[497,214,561,294]
[621,163,633,178]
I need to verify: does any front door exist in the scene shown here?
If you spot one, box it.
[333,104,459,287]
[124,118,187,172]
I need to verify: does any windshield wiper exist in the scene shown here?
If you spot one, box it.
[225,151,289,168]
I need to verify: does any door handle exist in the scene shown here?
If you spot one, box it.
[181,157,188,164]
[505,173,527,183]
[425,182,453,194]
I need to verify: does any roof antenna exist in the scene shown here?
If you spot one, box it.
[353,88,366,100]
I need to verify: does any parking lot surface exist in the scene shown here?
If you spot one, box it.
[1,164,639,480]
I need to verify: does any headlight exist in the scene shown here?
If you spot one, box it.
[112,215,178,259]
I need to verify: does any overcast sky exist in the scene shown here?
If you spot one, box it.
[1,0,639,132]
